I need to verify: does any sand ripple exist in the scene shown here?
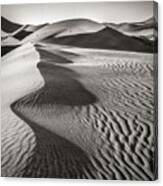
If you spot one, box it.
[1,44,44,177]
[1,46,157,180]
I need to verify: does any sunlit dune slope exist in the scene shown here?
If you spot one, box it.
[21,19,105,43]
[45,27,154,53]
[1,43,44,177]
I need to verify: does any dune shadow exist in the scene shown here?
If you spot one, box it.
[1,45,19,56]
[19,54,97,106]
[25,63,97,106]
[7,46,99,177]
[55,50,81,58]
[4,44,99,178]
[36,48,73,64]
[38,62,97,106]
[47,27,154,53]
[11,105,97,178]
[14,30,33,40]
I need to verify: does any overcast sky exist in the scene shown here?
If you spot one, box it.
[1,1,154,25]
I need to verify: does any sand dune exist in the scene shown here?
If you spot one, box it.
[1,108,36,177]
[1,30,9,38]
[1,16,157,43]
[13,30,32,40]
[1,16,22,33]
[21,19,105,43]
[1,45,20,57]
[104,17,157,39]
[1,16,157,179]
[1,44,44,176]
[1,41,156,179]
[1,34,21,56]
[1,36,20,46]
[1,16,157,56]
[45,27,154,53]
[1,17,46,48]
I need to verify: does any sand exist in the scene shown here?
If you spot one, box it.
[1,43,156,180]
[1,43,44,176]
[105,17,157,39]
[21,19,105,44]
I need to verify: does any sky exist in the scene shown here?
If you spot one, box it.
[1,1,154,25]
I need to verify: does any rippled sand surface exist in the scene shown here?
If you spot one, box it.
[1,44,157,180]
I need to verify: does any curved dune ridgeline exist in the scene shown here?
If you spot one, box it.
[1,41,156,179]
[1,44,44,176]
[21,19,105,44]
[1,43,98,178]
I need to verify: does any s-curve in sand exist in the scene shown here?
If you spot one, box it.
[1,2,158,180]
[1,43,157,179]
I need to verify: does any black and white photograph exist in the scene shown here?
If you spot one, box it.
[1,1,158,180]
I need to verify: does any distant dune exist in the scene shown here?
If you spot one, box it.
[1,16,157,179]
[13,29,32,40]
[1,16,22,33]
[1,30,9,38]
[1,36,20,56]
[1,36,20,45]
[1,16,157,55]
[46,27,155,53]
[1,45,19,56]
[21,19,105,43]
[104,17,157,41]
[24,23,48,32]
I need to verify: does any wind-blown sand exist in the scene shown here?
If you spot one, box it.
[1,43,156,179]
[1,44,44,176]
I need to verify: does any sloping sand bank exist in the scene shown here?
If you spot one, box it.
[1,44,44,176]
[1,44,156,180]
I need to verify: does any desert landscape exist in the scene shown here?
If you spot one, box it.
[1,2,158,180]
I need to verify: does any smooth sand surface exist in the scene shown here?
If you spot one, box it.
[1,43,156,179]
[21,19,105,44]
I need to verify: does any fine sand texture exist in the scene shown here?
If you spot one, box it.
[1,42,157,180]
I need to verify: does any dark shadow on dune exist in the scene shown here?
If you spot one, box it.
[11,104,97,178]
[7,45,98,178]
[55,50,80,58]
[8,46,98,178]
[20,62,97,106]
[1,45,20,56]
[1,16,22,33]
[35,44,80,58]
[35,44,81,59]
[17,47,97,106]
[14,30,33,40]
[46,27,154,53]
[36,48,73,64]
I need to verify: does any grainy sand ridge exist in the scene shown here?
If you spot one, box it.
[1,15,157,180]
[1,43,156,179]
